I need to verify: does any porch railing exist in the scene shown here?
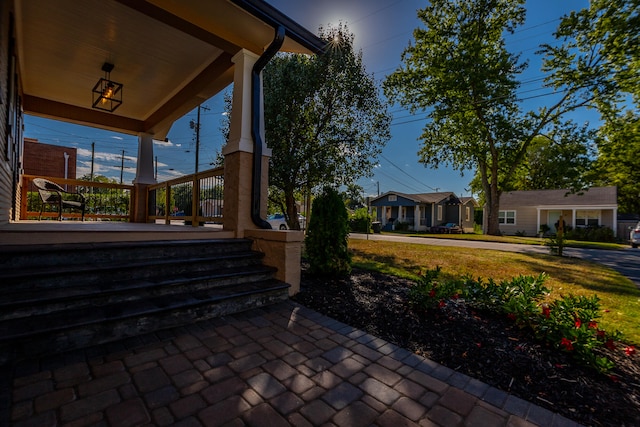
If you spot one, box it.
[21,175,134,221]
[147,167,224,227]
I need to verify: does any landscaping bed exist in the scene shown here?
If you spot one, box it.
[292,266,640,427]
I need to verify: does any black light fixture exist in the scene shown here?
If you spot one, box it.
[92,62,123,112]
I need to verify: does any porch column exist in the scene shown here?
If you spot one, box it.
[414,205,420,230]
[222,48,272,237]
[132,133,156,222]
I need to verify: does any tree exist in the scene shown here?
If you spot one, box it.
[496,123,596,192]
[263,23,391,230]
[305,187,351,276]
[591,112,640,214]
[551,0,639,113]
[342,183,365,211]
[383,0,620,235]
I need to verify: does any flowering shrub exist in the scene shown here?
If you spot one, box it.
[535,294,622,373]
[408,270,625,373]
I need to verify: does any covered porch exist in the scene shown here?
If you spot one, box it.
[0,0,325,361]
[2,0,326,291]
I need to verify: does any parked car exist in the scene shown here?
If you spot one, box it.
[267,213,288,230]
[430,222,462,234]
[630,222,640,248]
[267,213,307,230]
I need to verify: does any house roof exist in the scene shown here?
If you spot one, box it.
[15,0,325,139]
[499,187,618,208]
[371,191,465,205]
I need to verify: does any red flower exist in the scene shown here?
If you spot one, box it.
[560,338,574,351]
[624,346,636,356]
[588,321,598,329]
[605,339,616,350]
[597,329,606,339]
[574,318,582,329]
[429,289,436,298]
[476,342,482,348]
[609,374,619,382]
[452,293,460,300]
[507,313,516,321]
[542,306,551,319]
[438,300,446,308]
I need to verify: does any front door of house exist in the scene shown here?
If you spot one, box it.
[548,211,562,233]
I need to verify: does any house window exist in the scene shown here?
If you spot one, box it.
[465,207,471,222]
[498,210,516,225]
[388,195,397,202]
[437,205,442,221]
[576,210,600,227]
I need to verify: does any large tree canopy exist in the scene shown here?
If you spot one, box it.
[591,112,640,215]
[263,24,391,229]
[383,0,627,235]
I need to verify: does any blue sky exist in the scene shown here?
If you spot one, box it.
[24,0,591,197]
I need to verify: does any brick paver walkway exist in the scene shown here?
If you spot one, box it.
[5,302,582,426]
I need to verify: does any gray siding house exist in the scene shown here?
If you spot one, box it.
[370,191,476,232]
[488,186,618,236]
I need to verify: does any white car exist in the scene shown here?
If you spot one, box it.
[267,213,306,230]
[267,213,288,230]
[630,222,640,248]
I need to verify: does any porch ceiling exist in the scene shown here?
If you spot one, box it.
[15,0,323,139]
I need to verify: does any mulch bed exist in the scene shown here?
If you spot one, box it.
[292,266,640,427]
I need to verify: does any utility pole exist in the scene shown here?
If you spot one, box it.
[377,181,380,196]
[90,142,95,181]
[120,150,125,184]
[189,105,210,174]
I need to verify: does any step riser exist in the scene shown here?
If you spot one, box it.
[1,270,277,321]
[3,287,289,361]
[2,256,265,290]
[0,239,255,270]
[0,238,289,364]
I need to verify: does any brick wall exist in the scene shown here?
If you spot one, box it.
[23,138,78,179]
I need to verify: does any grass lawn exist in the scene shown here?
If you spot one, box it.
[349,238,640,344]
[385,230,628,250]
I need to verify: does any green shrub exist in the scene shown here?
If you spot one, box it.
[305,187,351,276]
[409,272,623,372]
[394,221,410,231]
[566,226,615,243]
[349,207,372,233]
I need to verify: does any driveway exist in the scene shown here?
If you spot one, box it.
[350,233,640,288]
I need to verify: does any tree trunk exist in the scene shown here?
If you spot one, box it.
[285,191,300,231]
[484,158,502,236]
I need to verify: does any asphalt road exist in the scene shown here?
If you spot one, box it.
[350,233,640,289]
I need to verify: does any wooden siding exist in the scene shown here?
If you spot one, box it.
[0,2,11,224]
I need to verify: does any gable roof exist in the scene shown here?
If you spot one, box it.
[499,187,617,208]
[371,191,462,205]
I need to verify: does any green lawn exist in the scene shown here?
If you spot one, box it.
[381,230,627,250]
[349,238,640,344]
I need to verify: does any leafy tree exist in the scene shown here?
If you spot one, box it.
[305,187,351,276]
[492,123,595,192]
[342,183,365,211]
[383,0,622,235]
[264,23,391,230]
[551,0,639,113]
[591,112,640,214]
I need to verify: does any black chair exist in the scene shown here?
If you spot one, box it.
[32,178,86,221]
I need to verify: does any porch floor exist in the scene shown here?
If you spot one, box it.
[0,221,233,245]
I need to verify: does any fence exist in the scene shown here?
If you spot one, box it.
[147,167,224,226]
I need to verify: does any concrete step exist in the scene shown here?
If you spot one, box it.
[0,238,288,364]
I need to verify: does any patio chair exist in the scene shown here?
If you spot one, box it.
[32,178,86,221]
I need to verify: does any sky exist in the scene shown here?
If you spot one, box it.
[23,0,591,198]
